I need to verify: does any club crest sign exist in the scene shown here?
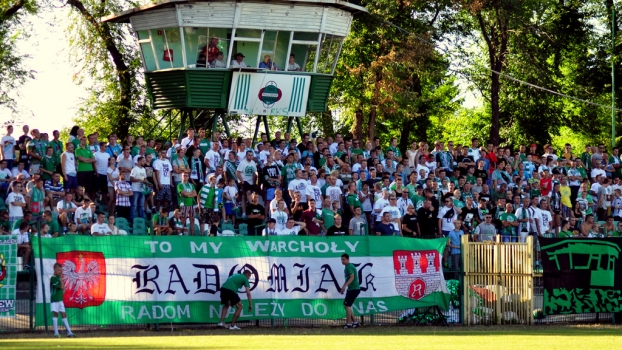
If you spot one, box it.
[258,81,282,108]
[393,250,442,300]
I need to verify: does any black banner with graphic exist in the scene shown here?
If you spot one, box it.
[540,238,622,315]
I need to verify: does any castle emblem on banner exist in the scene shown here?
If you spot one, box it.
[393,250,443,300]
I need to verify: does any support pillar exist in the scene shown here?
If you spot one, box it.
[252,115,262,148]
[178,110,187,142]
[221,113,232,138]
[286,117,294,134]
[262,115,271,142]
[295,117,304,139]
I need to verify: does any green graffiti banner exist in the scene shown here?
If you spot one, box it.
[540,238,622,315]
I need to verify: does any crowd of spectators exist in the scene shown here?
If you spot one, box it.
[2,122,622,268]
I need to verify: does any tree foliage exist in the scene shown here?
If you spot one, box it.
[0,0,37,110]
[64,0,147,139]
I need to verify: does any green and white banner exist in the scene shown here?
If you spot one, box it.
[34,236,450,325]
[0,235,18,318]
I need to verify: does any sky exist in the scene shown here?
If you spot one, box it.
[0,8,481,138]
[0,9,90,136]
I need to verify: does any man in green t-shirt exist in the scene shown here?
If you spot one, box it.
[218,270,253,330]
[177,172,197,236]
[340,253,360,329]
[50,262,75,337]
[11,211,33,231]
[386,137,402,162]
[75,137,97,199]
[152,207,172,235]
[198,128,211,155]
[43,210,61,237]
[40,147,57,181]
[500,203,518,242]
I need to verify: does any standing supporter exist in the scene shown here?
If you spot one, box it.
[1,125,16,170]
[130,156,147,220]
[40,147,57,181]
[178,172,198,235]
[300,198,322,236]
[437,196,461,237]
[114,169,133,220]
[0,160,12,194]
[222,178,238,224]
[198,175,218,232]
[61,142,78,194]
[246,192,265,236]
[106,134,122,158]
[27,178,45,218]
[188,148,205,190]
[50,131,64,172]
[94,142,111,206]
[106,157,119,214]
[7,181,26,228]
[76,137,96,200]
[237,151,257,218]
[26,129,46,175]
[153,149,173,212]
[375,212,399,236]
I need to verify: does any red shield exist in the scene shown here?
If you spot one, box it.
[56,251,106,309]
[393,250,442,300]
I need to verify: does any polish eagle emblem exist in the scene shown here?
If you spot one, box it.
[62,254,101,306]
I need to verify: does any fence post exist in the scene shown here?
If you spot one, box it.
[29,266,35,331]
[495,235,501,325]
[461,235,469,326]
[36,221,49,333]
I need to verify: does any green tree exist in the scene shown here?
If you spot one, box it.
[65,0,146,139]
[0,0,37,109]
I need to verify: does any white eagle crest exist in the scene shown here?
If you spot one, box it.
[62,255,101,305]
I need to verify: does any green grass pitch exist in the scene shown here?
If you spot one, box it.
[1,325,621,349]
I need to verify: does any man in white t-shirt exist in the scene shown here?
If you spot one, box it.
[130,156,147,219]
[7,182,26,227]
[288,169,308,206]
[380,195,402,231]
[305,173,322,204]
[325,175,343,209]
[591,161,607,182]
[538,198,553,236]
[75,201,93,234]
[0,160,12,193]
[236,151,257,218]
[373,189,390,222]
[437,197,461,236]
[278,217,307,235]
[527,196,543,236]
[1,125,16,169]
[91,212,112,236]
[93,142,111,202]
[205,143,221,173]
[153,149,173,211]
[180,127,195,149]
